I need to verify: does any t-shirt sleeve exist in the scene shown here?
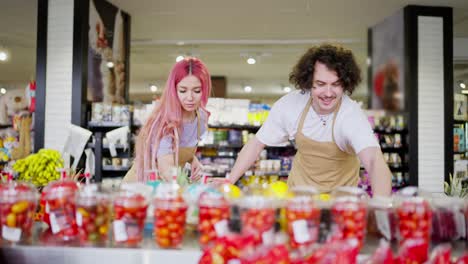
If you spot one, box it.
[199,110,209,140]
[157,135,174,157]
[256,98,290,146]
[341,108,380,154]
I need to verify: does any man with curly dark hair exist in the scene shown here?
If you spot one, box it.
[229,44,392,196]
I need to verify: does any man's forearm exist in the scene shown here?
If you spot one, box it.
[228,137,265,184]
[369,154,392,196]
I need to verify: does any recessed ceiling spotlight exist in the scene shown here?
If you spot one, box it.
[244,85,252,93]
[150,85,158,93]
[247,57,256,65]
[106,61,114,68]
[460,82,466,89]
[283,86,291,93]
[0,88,6,94]
[0,51,8,62]
[176,55,184,62]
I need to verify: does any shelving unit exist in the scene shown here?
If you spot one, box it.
[86,113,138,182]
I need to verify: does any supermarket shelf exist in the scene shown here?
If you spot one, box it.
[2,236,466,264]
[454,150,467,155]
[373,128,408,134]
[87,143,128,149]
[199,144,295,149]
[208,124,261,130]
[102,165,131,172]
[0,124,13,129]
[453,119,467,124]
[380,146,407,152]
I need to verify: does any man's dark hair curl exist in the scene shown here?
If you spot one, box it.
[289,44,362,95]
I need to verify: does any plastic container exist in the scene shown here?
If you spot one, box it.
[197,191,230,248]
[431,197,465,242]
[329,187,368,250]
[0,182,38,244]
[76,184,111,246]
[239,195,276,246]
[286,186,321,249]
[239,244,289,264]
[153,181,188,249]
[394,187,432,245]
[42,180,80,242]
[367,196,396,241]
[113,183,149,247]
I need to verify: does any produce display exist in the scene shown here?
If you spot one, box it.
[0,182,38,244]
[0,174,467,264]
[113,190,148,247]
[41,179,80,242]
[197,192,230,248]
[13,149,64,187]
[76,185,111,246]
[153,181,187,249]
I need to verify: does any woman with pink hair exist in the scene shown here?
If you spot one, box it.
[123,57,212,182]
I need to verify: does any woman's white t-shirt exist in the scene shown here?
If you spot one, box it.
[256,90,379,155]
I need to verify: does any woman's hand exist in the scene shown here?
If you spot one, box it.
[190,156,203,182]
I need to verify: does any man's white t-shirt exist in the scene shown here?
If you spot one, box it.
[256,90,379,155]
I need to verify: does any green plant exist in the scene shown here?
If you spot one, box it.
[444,174,468,198]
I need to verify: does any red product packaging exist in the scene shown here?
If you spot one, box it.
[239,195,277,246]
[197,191,230,249]
[286,195,320,249]
[394,238,429,264]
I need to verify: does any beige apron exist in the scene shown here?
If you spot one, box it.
[287,97,360,193]
[122,112,201,182]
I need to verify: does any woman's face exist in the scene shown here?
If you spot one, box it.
[177,75,202,113]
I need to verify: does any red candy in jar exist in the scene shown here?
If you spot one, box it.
[197,192,230,248]
[396,197,432,245]
[240,244,290,264]
[153,181,187,249]
[113,189,148,247]
[76,184,111,246]
[286,196,320,249]
[42,180,80,242]
[0,182,38,244]
[239,195,276,246]
[330,196,367,250]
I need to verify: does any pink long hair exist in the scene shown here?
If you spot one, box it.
[134,57,211,181]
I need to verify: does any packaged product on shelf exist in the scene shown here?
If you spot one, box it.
[286,187,321,249]
[153,175,187,249]
[396,115,405,130]
[76,184,112,246]
[394,187,432,246]
[91,103,104,122]
[113,183,150,247]
[329,187,368,250]
[112,105,123,123]
[197,191,230,248]
[112,157,122,167]
[120,105,130,123]
[394,134,402,148]
[431,197,465,242]
[0,181,38,244]
[102,103,113,122]
[367,196,396,241]
[238,195,277,245]
[41,179,81,243]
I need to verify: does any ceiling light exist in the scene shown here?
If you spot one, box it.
[460,82,466,89]
[283,86,291,93]
[150,85,158,93]
[176,55,184,62]
[176,41,185,46]
[106,61,114,68]
[0,51,8,62]
[462,90,468,95]
[244,86,252,93]
[0,88,6,94]
[247,57,256,65]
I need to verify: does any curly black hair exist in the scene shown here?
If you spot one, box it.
[289,44,362,94]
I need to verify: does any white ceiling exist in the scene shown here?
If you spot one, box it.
[1,0,468,101]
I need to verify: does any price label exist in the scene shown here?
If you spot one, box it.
[292,220,311,243]
[214,220,229,237]
[2,225,21,242]
[113,220,128,242]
